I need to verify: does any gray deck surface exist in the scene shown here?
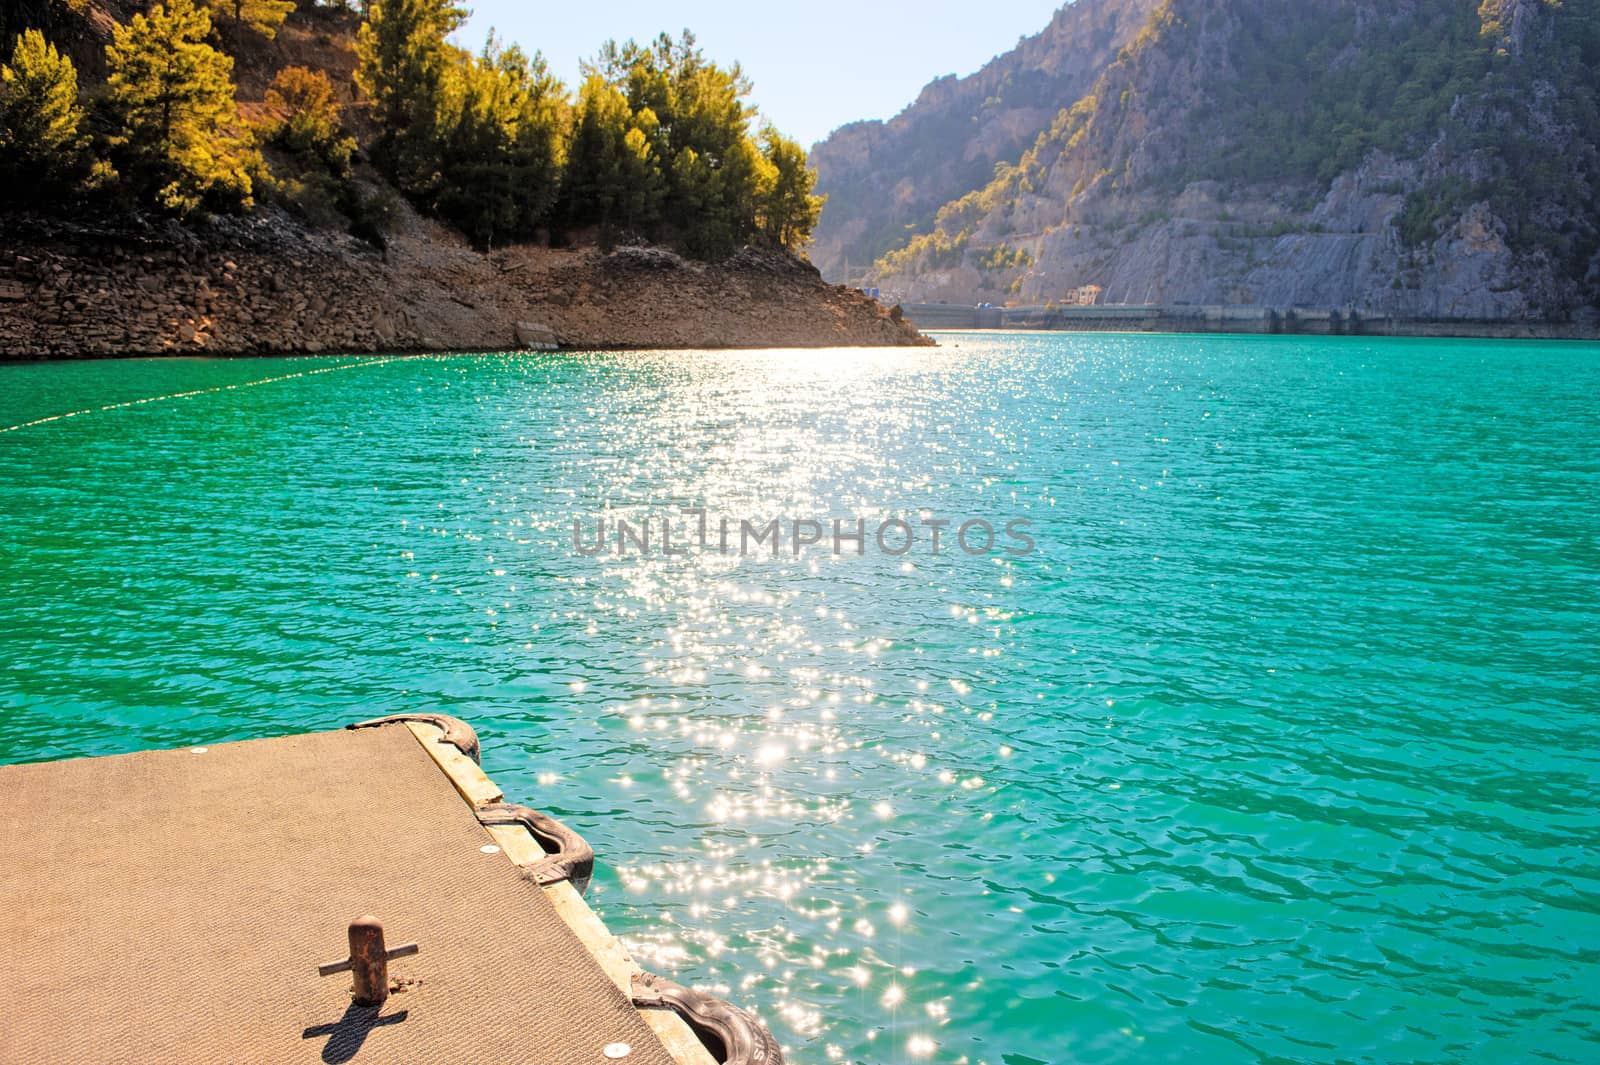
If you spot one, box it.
[0,724,677,1064]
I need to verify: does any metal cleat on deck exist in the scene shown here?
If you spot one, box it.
[317,916,420,1007]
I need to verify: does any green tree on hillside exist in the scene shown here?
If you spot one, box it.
[562,73,663,241]
[678,134,771,258]
[255,64,358,228]
[355,0,465,188]
[757,126,824,250]
[616,109,667,235]
[105,0,255,214]
[347,15,820,258]
[259,65,354,172]
[432,35,569,247]
[581,30,822,257]
[199,0,295,39]
[0,28,90,203]
[623,34,760,252]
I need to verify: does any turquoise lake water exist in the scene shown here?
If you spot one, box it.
[2,333,1598,1063]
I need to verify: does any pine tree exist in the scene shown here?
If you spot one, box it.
[198,0,295,39]
[355,0,466,189]
[757,126,824,250]
[562,74,637,240]
[666,145,718,253]
[715,135,774,252]
[616,108,665,234]
[255,64,356,227]
[497,43,572,234]
[585,31,782,258]
[0,28,90,204]
[105,0,255,214]
[432,36,568,247]
[260,65,354,173]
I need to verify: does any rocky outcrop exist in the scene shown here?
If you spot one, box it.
[513,321,558,350]
[0,208,929,360]
[806,0,1160,280]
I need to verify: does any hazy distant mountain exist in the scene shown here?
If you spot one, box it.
[818,0,1600,321]
[806,0,1160,282]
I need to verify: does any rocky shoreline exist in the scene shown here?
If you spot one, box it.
[0,208,930,361]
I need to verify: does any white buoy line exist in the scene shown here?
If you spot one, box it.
[0,356,406,435]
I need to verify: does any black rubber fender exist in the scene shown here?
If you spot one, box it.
[631,971,784,1065]
[475,801,595,894]
[347,713,482,764]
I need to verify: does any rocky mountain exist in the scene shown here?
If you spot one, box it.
[824,0,1600,322]
[806,0,1160,281]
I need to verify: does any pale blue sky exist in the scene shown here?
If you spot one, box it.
[456,0,1068,148]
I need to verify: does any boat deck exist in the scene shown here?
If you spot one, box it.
[0,719,714,1064]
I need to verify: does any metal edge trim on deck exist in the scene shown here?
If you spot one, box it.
[398,719,733,1065]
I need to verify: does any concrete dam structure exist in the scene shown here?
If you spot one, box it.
[898,303,1581,339]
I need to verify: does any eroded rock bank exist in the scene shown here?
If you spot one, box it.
[0,211,929,360]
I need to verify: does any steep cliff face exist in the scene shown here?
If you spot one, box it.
[865,0,1600,321]
[805,0,1160,280]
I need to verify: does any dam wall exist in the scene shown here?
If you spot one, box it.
[898,302,1592,340]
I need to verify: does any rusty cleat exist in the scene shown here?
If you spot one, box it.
[317,916,420,1007]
